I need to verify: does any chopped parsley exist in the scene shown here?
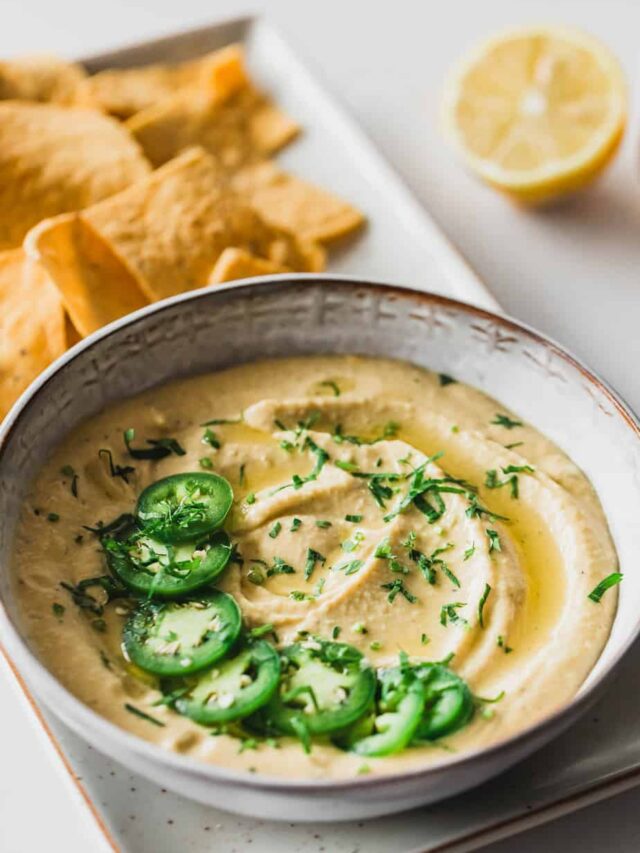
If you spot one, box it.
[268,521,282,539]
[438,373,457,386]
[342,530,365,552]
[315,519,332,529]
[588,572,623,603]
[98,449,135,484]
[304,548,325,580]
[61,465,79,497]
[201,415,242,426]
[334,559,364,576]
[249,623,275,639]
[290,517,302,532]
[504,442,524,450]
[463,543,476,561]
[352,622,367,634]
[289,591,314,602]
[478,583,492,628]
[202,428,220,449]
[124,703,165,727]
[440,602,468,628]
[466,493,508,522]
[123,429,186,460]
[370,640,382,651]
[47,512,60,522]
[497,635,513,654]
[381,579,418,604]
[245,492,256,505]
[319,379,340,396]
[52,603,65,618]
[491,414,523,430]
[345,514,363,523]
[486,529,501,553]
[332,421,400,446]
[199,457,213,469]
[267,557,296,577]
[484,464,534,499]
[239,464,246,486]
[273,436,329,494]
[332,626,341,639]
[420,633,430,645]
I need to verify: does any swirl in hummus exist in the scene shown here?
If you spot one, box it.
[12,355,619,778]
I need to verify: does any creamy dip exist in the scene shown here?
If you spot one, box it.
[12,355,618,778]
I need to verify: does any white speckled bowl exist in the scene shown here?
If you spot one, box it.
[1,275,640,822]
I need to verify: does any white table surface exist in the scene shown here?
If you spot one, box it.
[2,0,640,850]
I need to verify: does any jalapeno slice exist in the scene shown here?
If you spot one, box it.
[172,640,280,725]
[411,663,474,741]
[123,591,241,677]
[136,472,233,544]
[103,521,231,599]
[262,638,376,738]
[350,666,425,757]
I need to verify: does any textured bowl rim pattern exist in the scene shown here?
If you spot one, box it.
[1,273,640,793]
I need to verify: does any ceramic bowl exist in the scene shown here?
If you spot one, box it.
[1,275,640,822]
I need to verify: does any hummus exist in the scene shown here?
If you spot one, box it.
[12,355,618,778]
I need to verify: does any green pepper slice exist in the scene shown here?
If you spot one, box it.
[262,638,376,739]
[349,667,425,757]
[172,640,280,725]
[103,520,231,599]
[123,590,241,677]
[412,663,474,741]
[136,472,233,544]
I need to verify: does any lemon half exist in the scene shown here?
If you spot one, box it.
[443,27,627,203]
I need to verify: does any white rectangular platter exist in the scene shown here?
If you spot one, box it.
[5,14,640,853]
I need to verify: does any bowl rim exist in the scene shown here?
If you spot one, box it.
[1,272,639,793]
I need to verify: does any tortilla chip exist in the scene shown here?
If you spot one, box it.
[127,86,299,170]
[0,55,91,106]
[80,146,324,302]
[209,247,289,284]
[84,44,248,120]
[234,161,365,243]
[25,213,149,337]
[0,102,150,249]
[0,248,66,419]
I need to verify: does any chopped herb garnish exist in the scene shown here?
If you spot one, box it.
[124,703,165,727]
[239,464,246,485]
[486,529,501,553]
[484,464,534,499]
[82,512,135,539]
[332,626,341,639]
[478,583,492,628]
[497,635,513,654]
[370,640,382,651]
[91,618,107,633]
[280,439,295,453]
[52,603,65,618]
[99,448,136,483]
[588,572,623,603]
[289,591,314,602]
[381,579,418,604]
[332,421,400,446]
[345,514,363,523]
[315,519,332,529]
[201,415,242,426]
[342,530,365,552]
[47,512,59,522]
[61,465,79,497]
[319,379,341,397]
[123,428,185,460]
[60,574,129,616]
[199,457,213,469]
[290,517,302,532]
[334,559,364,576]
[245,492,256,505]
[202,428,220,449]
[463,543,476,561]
[466,493,508,522]
[352,622,367,634]
[304,548,326,580]
[491,414,523,430]
[268,521,282,539]
[267,557,296,577]
[440,602,468,628]
[247,566,266,585]
[438,373,457,387]
[504,442,524,450]
[420,633,430,645]
[249,623,275,639]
